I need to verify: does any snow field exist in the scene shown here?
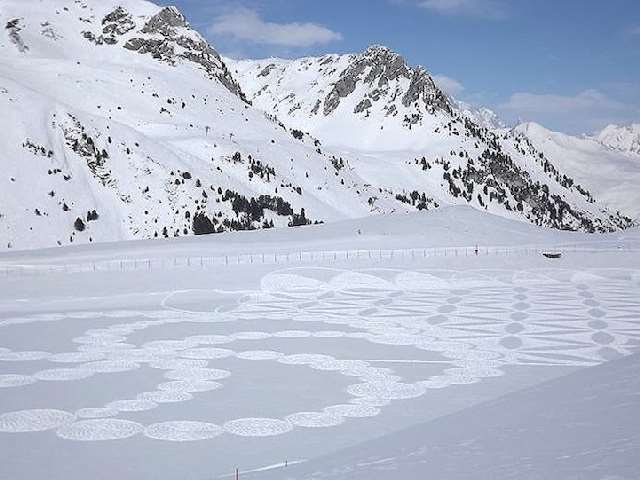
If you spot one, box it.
[1,264,639,445]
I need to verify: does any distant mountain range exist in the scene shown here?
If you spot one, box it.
[0,0,636,251]
[593,123,640,154]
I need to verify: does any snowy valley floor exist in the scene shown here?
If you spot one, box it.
[0,208,639,480]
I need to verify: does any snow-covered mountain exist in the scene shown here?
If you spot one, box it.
[516,122,640,219]
[0,1,633,252]
[593,123,640,154]
[0,0,399,251]
[230,48,633,231]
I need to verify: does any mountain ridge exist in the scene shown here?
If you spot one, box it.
[593,123,640,154]
[0,0,634,252]
[229,48,634,231]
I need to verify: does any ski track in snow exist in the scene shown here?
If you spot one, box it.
[0,266,639,442]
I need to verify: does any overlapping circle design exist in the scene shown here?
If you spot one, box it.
[0,267,638,441]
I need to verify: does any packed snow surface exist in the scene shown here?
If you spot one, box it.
[1,208,639,479]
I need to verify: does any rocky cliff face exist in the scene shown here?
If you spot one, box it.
[230,48,634,232]
[81,5,247,102]
[232,45,451,133]
[321,45,450,119]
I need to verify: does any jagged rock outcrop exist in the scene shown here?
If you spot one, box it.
[6,18,29,52]
[323,45,450,118]
[80,5,248,102]
[83,6,135,45]
[123,7,247,102]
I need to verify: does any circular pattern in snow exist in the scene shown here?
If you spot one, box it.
[148,358,209,370]
[76,408,119,419]
[1,267,637,444]
[164,368,231,381]
[157,380,223,393]
[72,334,127,345]
[143,340,197,353]
[0,351,50,361]
[77,343,136,354]
[186,335,233,345]
[350,396,391,407]
[274,330,311,338]
[0,409,75,432]
[34,368,94,381]
[235,350,284,361]
[82,360,140,373]
[0,374,36,388]
[278,353,334,366]
[106,399,158,412]
[324,404,380,418]
[286,411,344,428]
[347,381,427,400]
[230,331,272,340]
[145,421,223,441]
[224,418,293,437]
[180,347,234,360]
[49,352,106,363]
[261,273,324,292]
[57,419,143,441]
[137,390,193,403]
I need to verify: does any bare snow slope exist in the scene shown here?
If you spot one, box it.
[516,122,640,219]
[0,0,398,251]
[251,351,640,480]
[229,50,633,232]
[0,208,639,480]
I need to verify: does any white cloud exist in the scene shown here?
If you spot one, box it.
[498,89,638,134]
[419,0,507,19]
[501,89,624,115]
[433,74,465,96]
[208,8,343,48]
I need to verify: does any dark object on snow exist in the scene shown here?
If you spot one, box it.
[543,252,562,259]
[74,217,86,232]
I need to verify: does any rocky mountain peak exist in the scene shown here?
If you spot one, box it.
[141,6,188,35]
[322,44,450,117]
[80,4,248,102]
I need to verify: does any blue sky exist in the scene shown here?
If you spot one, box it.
[158,0,640,135]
